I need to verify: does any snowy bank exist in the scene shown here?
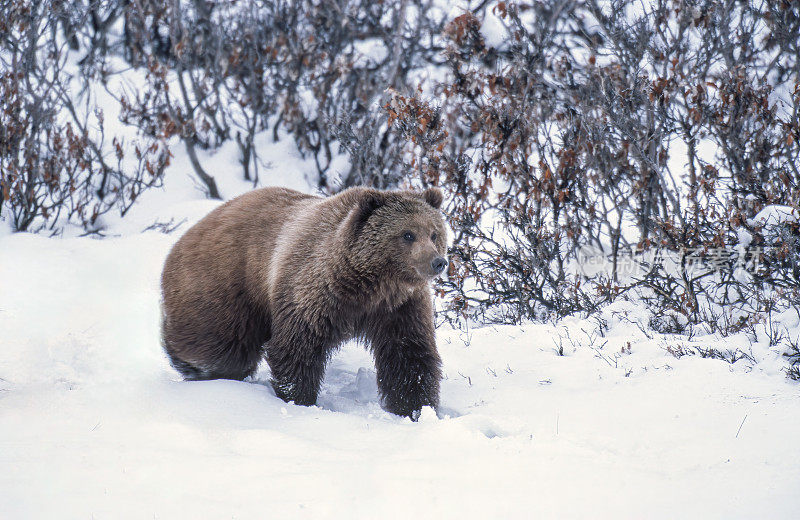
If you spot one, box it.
[2,218,800,518]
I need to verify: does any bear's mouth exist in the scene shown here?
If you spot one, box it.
[415,266,443,281]
[415,256,448,281]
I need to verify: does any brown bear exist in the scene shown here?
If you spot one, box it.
[160,186,448,419]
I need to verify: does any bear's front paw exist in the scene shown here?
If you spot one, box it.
[381,394,437,421]
[271,378,318,407]
[384,403,422,421]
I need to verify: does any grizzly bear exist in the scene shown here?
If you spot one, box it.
[161,186,448,419]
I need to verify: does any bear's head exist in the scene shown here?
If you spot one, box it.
[345,187,449,287]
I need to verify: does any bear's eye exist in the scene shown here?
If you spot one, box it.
[431,232,438,242]
[403,231,416,242]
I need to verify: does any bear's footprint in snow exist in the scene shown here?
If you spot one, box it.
[317,367,382,415]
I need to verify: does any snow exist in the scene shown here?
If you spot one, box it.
[2,177,800,518]
[743,205,800,248]
[353,38,389,67]
[748,205,799,228]
[2,49,800,514]
[480,11,508,49]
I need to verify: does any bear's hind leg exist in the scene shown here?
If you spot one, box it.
[163,310,266,382]
[166,351,211,380]
[166,344,260,381]
[166,297,270,381]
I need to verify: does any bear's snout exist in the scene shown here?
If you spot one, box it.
[431,257,448,275]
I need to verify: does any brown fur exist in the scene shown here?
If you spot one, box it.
[161,186,448,418]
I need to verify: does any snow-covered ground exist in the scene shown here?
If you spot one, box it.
[2,155,800,519]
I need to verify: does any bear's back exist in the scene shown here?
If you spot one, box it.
[162,187,319,308]
[264,188,363,305]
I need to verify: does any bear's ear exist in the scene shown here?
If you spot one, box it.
[354,189,386,225]
[342,190,386,240]
[422,187,443,209]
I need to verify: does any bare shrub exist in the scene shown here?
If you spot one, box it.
[3,0,799,380]
[115,0,450,195]
[0,0,170,233]
[382,2,800,334]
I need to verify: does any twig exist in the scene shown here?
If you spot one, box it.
[735,414,747,438]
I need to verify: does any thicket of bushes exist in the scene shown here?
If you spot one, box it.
[2,0,798,374]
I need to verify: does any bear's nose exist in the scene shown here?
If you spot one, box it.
[431,257,448,274]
